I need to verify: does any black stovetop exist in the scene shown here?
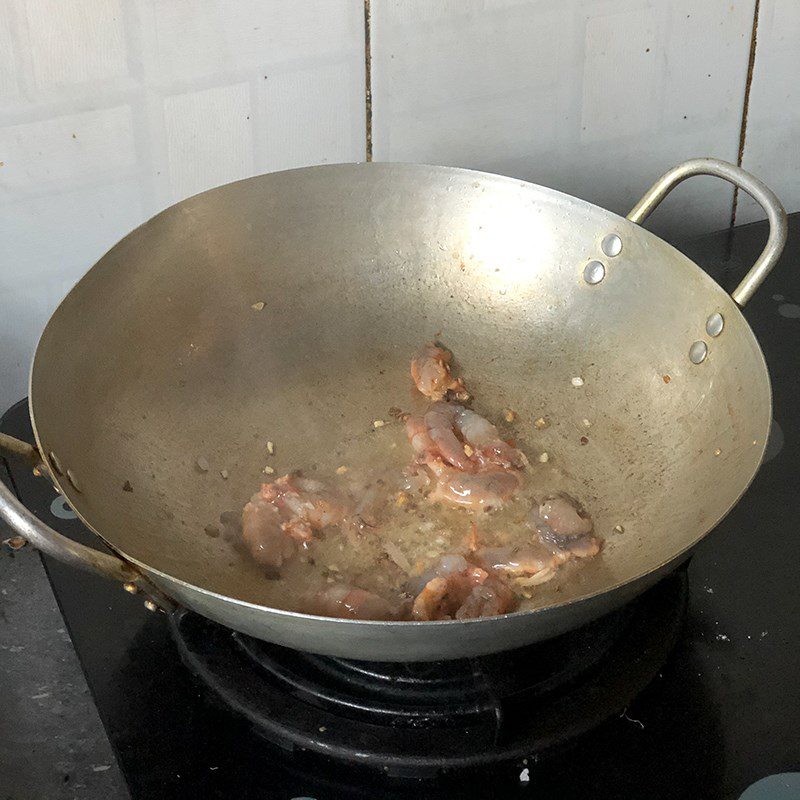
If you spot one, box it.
[2,216,800,799]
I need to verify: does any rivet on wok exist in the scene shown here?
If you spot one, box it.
[123,582,138,594]
[144,599,158,612]
[48,452,63,475]
[689,341,708,364]
[706,312,724,337]
[66,469,82,492]
[583,260,606,285]
[601,233,622,257]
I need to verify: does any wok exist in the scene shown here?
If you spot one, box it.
[0,158,786,661]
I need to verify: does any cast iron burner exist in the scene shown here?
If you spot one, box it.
[169,571,687,778]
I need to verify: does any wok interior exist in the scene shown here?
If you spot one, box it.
[30,164,771,612]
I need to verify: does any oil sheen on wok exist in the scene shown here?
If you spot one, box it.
[219,344,602,621]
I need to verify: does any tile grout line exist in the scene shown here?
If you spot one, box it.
[730,0,761,229]
[363,0,373,162]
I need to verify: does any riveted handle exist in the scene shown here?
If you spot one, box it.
[628,158,788,306]
[0,433,172,608]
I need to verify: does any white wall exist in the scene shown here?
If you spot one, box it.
[0,0,792,412]
[0,0,366,411]
[371,0,753,237]
[738,0,800,223]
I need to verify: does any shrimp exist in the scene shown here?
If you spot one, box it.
[410,342,469,401]
[261,475,351,543]
[427,460,521,510]
[405,413,438,462]
[474,544,562,576]
[308,584,398,620]
[410,402,526,473]
[529,496,601,558]
[405,402,526,510]
[410,554,518,620]
[241,492,297,569]
[454,406,526,470]
[456,578,517,619]
[241,475,352,571]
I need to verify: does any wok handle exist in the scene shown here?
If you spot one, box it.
[0,432,172,608]
[627,158,788,306]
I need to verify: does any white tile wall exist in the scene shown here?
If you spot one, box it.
[0,0,366,411]
[25,0,129,89]
[0,0,795,415]
[371,0,756,240]
[738,0,800,224]
[163,82,254,201]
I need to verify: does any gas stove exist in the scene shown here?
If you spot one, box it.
[2,216,799,799]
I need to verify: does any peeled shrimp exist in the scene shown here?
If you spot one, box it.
[307,584,398,620]
[530,496,601,558]
[241,493,297,570]
[410,554,517,620]
[260,475,351,543]
[456,579,517,619]
[426,460,521,510]
[408,402,526,473]
[241,475,351,571]
[405,402,526,511]
[474,544,562,576]
[410,342,468,401]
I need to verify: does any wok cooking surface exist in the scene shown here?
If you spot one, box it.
[25,162,773,660]
[2,215,798,799]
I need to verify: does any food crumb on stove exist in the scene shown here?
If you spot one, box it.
[533,417,548,430]
[760,630,768,638]
[251,301,265,311]
[580,436,589,445]
[503,408,517,422]
[620,709,645,729]
[319,726,327,732]
[220,469,229,480]
[663,375,671,384]
[3,536,27,551]
[715,633,729,641]
[463,443,474,457]
[704,586,713,593]
[122,480,133,492]
[519,767,530,784]
[204,524,220,538]
[571,376,584,387]
[196,457,209,472]
[582,418,591,427]
[373,419,386,429]
[538,452,549,463]
[266,441,275,455]
[335,465,349,475]
[263,465,275,475]
[752,440,758,445]
[713,448,721,456]
[613,524,625,534]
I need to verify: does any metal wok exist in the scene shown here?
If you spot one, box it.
[0,158,786,661]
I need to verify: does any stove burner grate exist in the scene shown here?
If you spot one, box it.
[169,571,687,777]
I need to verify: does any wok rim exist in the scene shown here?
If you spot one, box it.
[27,161,774,629]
